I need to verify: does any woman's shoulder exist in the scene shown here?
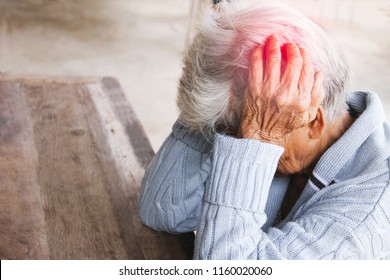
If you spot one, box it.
[301,171,390,230]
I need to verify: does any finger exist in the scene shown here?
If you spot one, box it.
[281,43,302,93]
[306,72,325,122]
[311,71,325,108]
[298,47,315,96]
[304,72,325,123]
[248,44,264,96]
[263,34,281,93]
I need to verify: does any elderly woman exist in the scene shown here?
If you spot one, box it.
[139,1,390,259]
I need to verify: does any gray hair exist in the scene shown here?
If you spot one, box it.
[177,1,350,138]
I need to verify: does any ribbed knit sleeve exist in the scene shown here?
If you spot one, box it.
[205,135,284,212]
[194,134,284,259]
[139,122,212,233]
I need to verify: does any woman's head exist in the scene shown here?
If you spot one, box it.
[177,1,350,138]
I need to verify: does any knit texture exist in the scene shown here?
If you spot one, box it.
[139,91,390,259]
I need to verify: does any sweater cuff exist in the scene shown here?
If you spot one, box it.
[205,134,284,212]
[172,121,212,153]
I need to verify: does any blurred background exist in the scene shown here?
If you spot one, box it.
[0,0,389,151]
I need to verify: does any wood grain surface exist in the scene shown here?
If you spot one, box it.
[0,73,194,260]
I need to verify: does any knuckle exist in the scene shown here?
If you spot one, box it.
[276,94,289,107]
[252,48,263,61]
[290,55,303,67]
[295,102,306,112]
[302,65,314,78]
[268,52,281,62]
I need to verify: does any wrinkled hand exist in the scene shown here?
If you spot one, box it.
[239,35,325,144]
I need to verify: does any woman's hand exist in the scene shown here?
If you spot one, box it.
[238,35,325,145]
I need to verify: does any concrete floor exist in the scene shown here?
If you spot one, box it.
[0,0,389,151]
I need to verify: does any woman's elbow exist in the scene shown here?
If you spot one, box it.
[139,202,195,234]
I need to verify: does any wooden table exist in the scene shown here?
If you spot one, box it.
[0,73,194,260]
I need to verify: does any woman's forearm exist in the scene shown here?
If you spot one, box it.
[194,134,284,258]
[139,121,212,233]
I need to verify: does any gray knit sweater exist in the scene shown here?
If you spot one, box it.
[139,91,390,259]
